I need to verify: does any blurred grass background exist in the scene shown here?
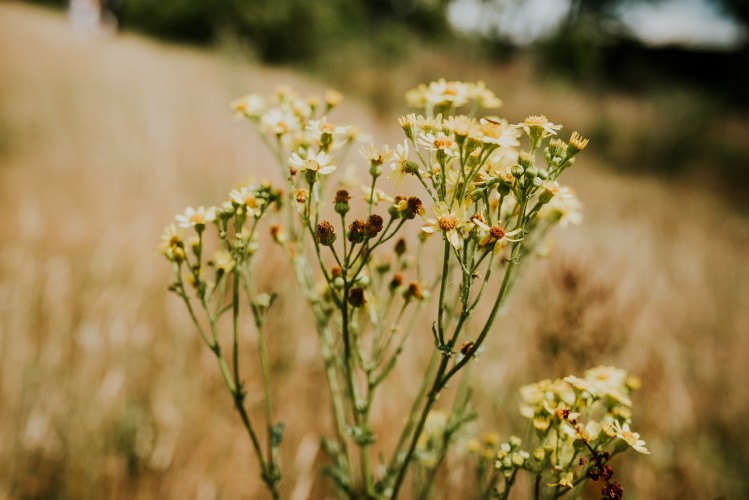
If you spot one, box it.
[1,1,749,498]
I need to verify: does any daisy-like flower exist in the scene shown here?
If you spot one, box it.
[176,206,217,229]
[388,140,418,185]
[418,132,457,158]
[324,88,343,109]
[398,113,417,139]
[480,117,521,148]
[359,143,393,166]
[604,421,650,454]
[212,250,235,274]
[409,114,441,134]
[290,98,313,121]
[421,201,468,249]
[159,224,185,262]
[444,115,477,139]
[361,184,394,205]
[229,186,266,217]
[540,186,583,227]
[306,117,350,139]
[474,219,523,255]
[260,108,299,136]
[291,188,308,214]
[467,81,502,109]
[288,150,336,181]
[518,115,562,141]
[273,85,298,103]
[231,94,265,120]
[420,79,470,109]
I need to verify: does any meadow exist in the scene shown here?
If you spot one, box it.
[1,3,749,498]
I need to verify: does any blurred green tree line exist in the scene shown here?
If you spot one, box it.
[30,0,453,63]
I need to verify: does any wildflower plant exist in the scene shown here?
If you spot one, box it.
[160,80,646,498]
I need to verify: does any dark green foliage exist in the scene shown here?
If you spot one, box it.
[114,0,452,63]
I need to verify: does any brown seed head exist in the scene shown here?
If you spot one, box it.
[367,214,384,237]
[348,287,366,307]
[489,225,506,240]
[316,220,337,246]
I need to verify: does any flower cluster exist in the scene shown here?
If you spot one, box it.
[465,367,648,499]
[160,179,283,496]
[159,79,644,500]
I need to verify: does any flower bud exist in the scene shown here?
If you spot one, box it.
[389,273,403,291]
[567,131,589,156]
[538,181,560,205]
[403,281,423,302]
[394,238,407,256]
[334,189,351,215]
[548,138,567,159]
[518,151,534,169]
[369,163,383,178]
[511,165,524,178]
[348,287,366,307]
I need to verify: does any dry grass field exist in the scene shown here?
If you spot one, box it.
[1,3,749,498]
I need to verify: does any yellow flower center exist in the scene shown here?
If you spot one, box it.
[621,431,638,446]
[489,226,506,239]
[524,115,548,126]
[438,216,457,231]
[190,213,204,225]
[434,137,453,150]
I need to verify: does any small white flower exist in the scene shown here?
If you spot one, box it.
[289,150,336,176]
[175,206,217,228]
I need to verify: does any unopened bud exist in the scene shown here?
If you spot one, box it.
[394,238,407,256]
[334,189,351,215]
[348,287,366,307]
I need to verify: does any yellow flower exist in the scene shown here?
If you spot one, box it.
[467,81,502,109]
[474,219,523,255]
[519,115,562,141]
[212,250,235,274]
[607,421,650,454]
[548,471,574,488]
[418,132,457,157]
[229,186,266,217]
[421,202,468,249]
[289,150,337,177]
[231,93,265,119]
[260,108,300,136]
[359,143,393,166]
[480,117,520,148]
[388,140,417,185]
[175,206,217,229]
[539,186,583,227]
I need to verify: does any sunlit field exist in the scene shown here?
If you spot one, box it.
[1,3,748,498]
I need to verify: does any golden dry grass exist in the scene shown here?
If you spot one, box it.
[1,3,749,499]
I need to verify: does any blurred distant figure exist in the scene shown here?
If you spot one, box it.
[68,0,122,35]
[68,0,100,34]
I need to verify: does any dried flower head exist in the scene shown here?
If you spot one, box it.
[316,220,337,246]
